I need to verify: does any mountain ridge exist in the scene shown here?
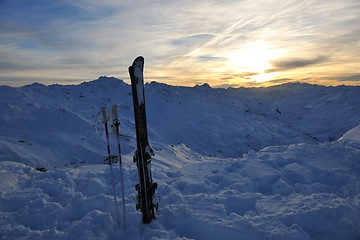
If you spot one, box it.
[1,76,359,164]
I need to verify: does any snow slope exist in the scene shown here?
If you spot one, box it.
[1,77,360,239]
[340,123,360,142]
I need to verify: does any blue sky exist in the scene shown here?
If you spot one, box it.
[1,0,360,87]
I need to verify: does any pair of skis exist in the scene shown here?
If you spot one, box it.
[129,56,158,224]
[97,105,126,230]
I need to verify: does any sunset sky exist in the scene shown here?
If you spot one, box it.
[1,0,360,87]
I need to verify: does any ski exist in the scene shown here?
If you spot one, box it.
[129,56,157,224]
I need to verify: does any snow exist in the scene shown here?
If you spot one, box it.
[133,57,145,105]
[340,123,360,142]
[1,77,360,239]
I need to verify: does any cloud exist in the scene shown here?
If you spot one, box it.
[265,56,328,73]
[172,34,215,47]
[237,72,259,78]
[198,55,226,61]
[0,60,25,71]
[261,78,294,85]
[334,74,360,83]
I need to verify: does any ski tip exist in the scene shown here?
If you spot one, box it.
[129,56,144,79]
[131,56,143,64]
[135,56,144,61]
[130,56,144,73]
[132,56,144,66]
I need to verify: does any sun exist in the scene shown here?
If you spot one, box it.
[227,47,271,72]
[250,72,279,83]
[223,43,281,83]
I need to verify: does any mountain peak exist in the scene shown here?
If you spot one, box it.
[193,83,211,89]
[97,76,119,82]
[79,76,127,88]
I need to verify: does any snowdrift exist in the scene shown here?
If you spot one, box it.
[1,77,360,239]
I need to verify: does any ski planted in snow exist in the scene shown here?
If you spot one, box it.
[129,56,158,224]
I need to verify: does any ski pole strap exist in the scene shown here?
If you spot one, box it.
[95,106,111,136]
[101,106,109,123]
[107,105,120,134]
[110,104,120,123]
[94,110,104,135]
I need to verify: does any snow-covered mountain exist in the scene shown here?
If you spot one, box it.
[1,77,359,239]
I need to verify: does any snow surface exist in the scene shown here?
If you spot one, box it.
[1,77,360,240]
[340,123,360,142]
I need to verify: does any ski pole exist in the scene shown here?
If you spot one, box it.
[111,104,126,230]
[101,106,121,227]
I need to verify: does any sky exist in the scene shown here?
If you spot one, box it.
[1,0,360,88]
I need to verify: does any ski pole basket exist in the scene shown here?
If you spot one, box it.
[104,155,118,165]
